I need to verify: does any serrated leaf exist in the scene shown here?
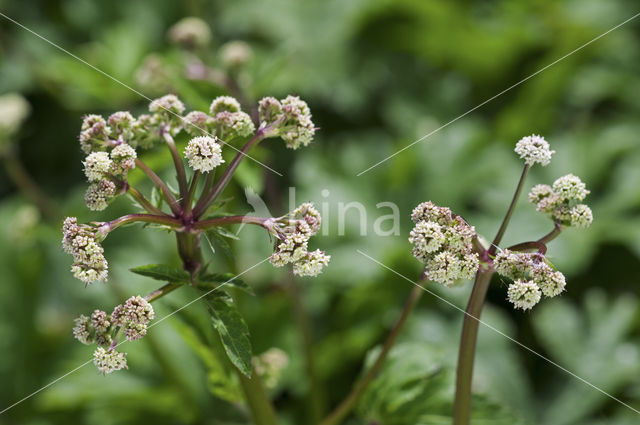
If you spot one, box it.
[130,263,190,283]
[205,230,235,261]
[199,272,254,296]
[206,294,253,377]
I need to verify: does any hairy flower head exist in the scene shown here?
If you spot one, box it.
[83,152,112,182]
[514,134,555,166]
[210,96,241,115]
[552,173,589,202]
[184,136,224,172]
[62,217,108,283]
[507,280,541,310]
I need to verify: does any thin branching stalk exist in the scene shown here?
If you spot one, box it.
[193,215,268,230]
[192,130,266,218]
[163,131,189,205]
[126,185,167,216]
[319,285,423,425]
[489,164,530,255]
[101,214,183,233]
[135,158,181,215]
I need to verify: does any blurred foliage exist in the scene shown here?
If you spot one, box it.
[1,0,640,424]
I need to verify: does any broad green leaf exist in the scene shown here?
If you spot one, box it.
[199,272,254,296]
[205,229,235,261]
[130,263,190,283]
[207,294,253,377]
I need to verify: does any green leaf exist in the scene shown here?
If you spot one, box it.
[210,226,241,241]
[171,320,241,403]
[129,264,190,283]
[206,294,253,377]
[199,272,254,296]
[204,229,235,261]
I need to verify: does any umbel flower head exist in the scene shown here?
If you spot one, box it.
[409,202,479,286]
[93,347,127,374]
[268,203,330,276]
[528,173,592,228]
[258,96,316,149]
[62,217,108,283]
[168,17,211,49]
[184,136,224,172]
[514,134,555,166]
[111,295,155,341]
[494,249,566,310]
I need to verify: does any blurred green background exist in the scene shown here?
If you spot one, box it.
[1,0,640,424]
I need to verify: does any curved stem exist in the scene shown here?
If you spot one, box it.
[506,222,564,254]
[453,268,495,425]
[192,130,265,218]
[319,285,423,425]
[489,164,530,255]
[193,215,268,230]
[163,132,189,205]
[538,222,563,245]
[146,282,182,303]
[135,158,181,216]
[126,185,167,216]
[100,213,183,233]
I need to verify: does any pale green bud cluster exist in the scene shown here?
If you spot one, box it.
[514,134,555,166]
[258,96,316,149]
[269,203,330,276]
[528,173,592,228]
[167,17,211,49]
[72,309,113,346]
[494,249,566,310]
[0,93,30,143]
[93,347,127,374]
[409,202,479,287]
[254,348,289,389]
[209,96,255,139]
[184,136,224,172]
[62,217,108,283]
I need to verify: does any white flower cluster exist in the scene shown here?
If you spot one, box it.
[220,40,252,68]
[93,347,128,374]
[111,295,155,341]
[184,136,224,172]
[0,92,30,141]
[409,202,479,287]
[73,295,154,373]
[269,203,330,277]
[528,173,592,228]
[62,217,108,283]
[494,249,566,310]
[514,134,555,166]
[254,347,289,389]
[258,95,316,149]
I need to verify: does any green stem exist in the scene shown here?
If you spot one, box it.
[319,285,423,425]
[126,184,167,216]
[146,282,182,303]
[184,170,200,218]
[235,367,279,425]
[489,164,530,255]
[100,213,182,233]
[135,158,181,215]
[193,215,268,230]
[192,130,265,218]
[176,232,204,277]
[287,276,324,422]
[452,268,495,425]
[163,131,189,206]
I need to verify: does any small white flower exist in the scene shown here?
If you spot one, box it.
[552,173,589,201]
[531,264,566,297]
[110,143,137,173]
[72,315,92,344]
[83,152,112,182]
[220,40,252,67]
[507,280,541,310]
[528,184,553,204]
[168,17,211,48]
[409,221,445,260]
[184,136,224,172]
[514,134,555,166]
[258,97,283,126]
[183,111,215,137]
[93,347,127,374]
[569,204,593,228]
[292,250,331,277]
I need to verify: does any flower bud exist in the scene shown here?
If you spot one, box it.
[210,96,241,115]
[220,40,252,68]
[168,17,211,49]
